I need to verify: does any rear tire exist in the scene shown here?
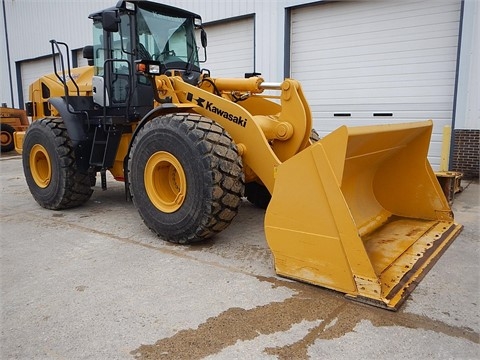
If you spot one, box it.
[22,118,93,209]
[245,182,271,209]
[128,113,244,244]
[1,123,15,152]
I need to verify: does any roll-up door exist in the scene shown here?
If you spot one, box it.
[290,0,461,168]
[202,16,255,78]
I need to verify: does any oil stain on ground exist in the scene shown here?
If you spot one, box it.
[131,276,479,359]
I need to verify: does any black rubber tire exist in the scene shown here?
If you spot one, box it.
[245,182,271,209]
[128,113,244,244]
[245,128,321,210]
[1,123,15,152]
[88,170,97,187]
[22,118,93,210]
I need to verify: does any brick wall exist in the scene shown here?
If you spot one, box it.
[451,129,479,179]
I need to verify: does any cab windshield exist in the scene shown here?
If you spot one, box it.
[136,7,199,70]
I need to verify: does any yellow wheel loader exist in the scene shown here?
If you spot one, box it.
[14,1,462,310]
[1,105,29,152]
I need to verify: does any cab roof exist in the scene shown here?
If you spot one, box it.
[89,0,202,21]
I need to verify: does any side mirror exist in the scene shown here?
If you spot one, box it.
[83,45,93,60]
[201,28,207,48]
[102,11,119,32]
[83,45,94,66]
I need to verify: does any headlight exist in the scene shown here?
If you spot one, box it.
[148,64,160,74]
[135,60,162,76]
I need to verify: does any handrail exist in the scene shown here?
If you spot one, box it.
[49,39,90,128]
[49,40,80,97]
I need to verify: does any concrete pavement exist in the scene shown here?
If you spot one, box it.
[1,152,479,359]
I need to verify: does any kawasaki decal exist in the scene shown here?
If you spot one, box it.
[187,92,247,128]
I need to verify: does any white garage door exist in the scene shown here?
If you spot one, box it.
[290,0,461,169]
[202,16,255,78]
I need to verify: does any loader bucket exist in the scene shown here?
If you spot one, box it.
[265,120,462,310]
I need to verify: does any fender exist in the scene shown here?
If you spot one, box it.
[48,97,93,172]
[48,97,89,147]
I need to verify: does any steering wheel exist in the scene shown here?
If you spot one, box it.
[153,50,176,60]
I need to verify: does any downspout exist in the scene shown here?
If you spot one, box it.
[284,7,291,78]
[253,13,256,74]
[2,0,14,107]
[449,0,465,170]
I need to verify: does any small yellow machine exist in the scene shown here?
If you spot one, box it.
[15,1,462,310]
[1,105,29,152]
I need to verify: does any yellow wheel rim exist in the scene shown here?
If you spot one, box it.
[30,144,51,188]
[144,151,187,213]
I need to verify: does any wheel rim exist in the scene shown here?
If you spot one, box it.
[30,144,52,188]
[144,151,187,213]
[1,130,12,147]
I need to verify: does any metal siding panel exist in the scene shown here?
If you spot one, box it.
[290,0,461,170]
[162,0,256,22]
[3,0,112,106]
[4,0,112,60]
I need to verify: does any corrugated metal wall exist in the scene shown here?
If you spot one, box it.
[1,0,111,106]
[3,0,111,60]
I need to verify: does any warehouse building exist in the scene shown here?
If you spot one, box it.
[1,0,478,177]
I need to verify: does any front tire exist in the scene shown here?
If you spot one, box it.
[22,118,93,209]
[128,113,244,244]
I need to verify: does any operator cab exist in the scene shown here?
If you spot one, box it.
[87,0,206,119]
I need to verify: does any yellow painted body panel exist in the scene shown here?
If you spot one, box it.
[110,133,132,180]
[29,66,94,120]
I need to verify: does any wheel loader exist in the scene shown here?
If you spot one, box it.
[14,0,462,310]
[1,105,29,152]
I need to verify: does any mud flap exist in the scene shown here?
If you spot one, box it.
[264,120,462,310]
